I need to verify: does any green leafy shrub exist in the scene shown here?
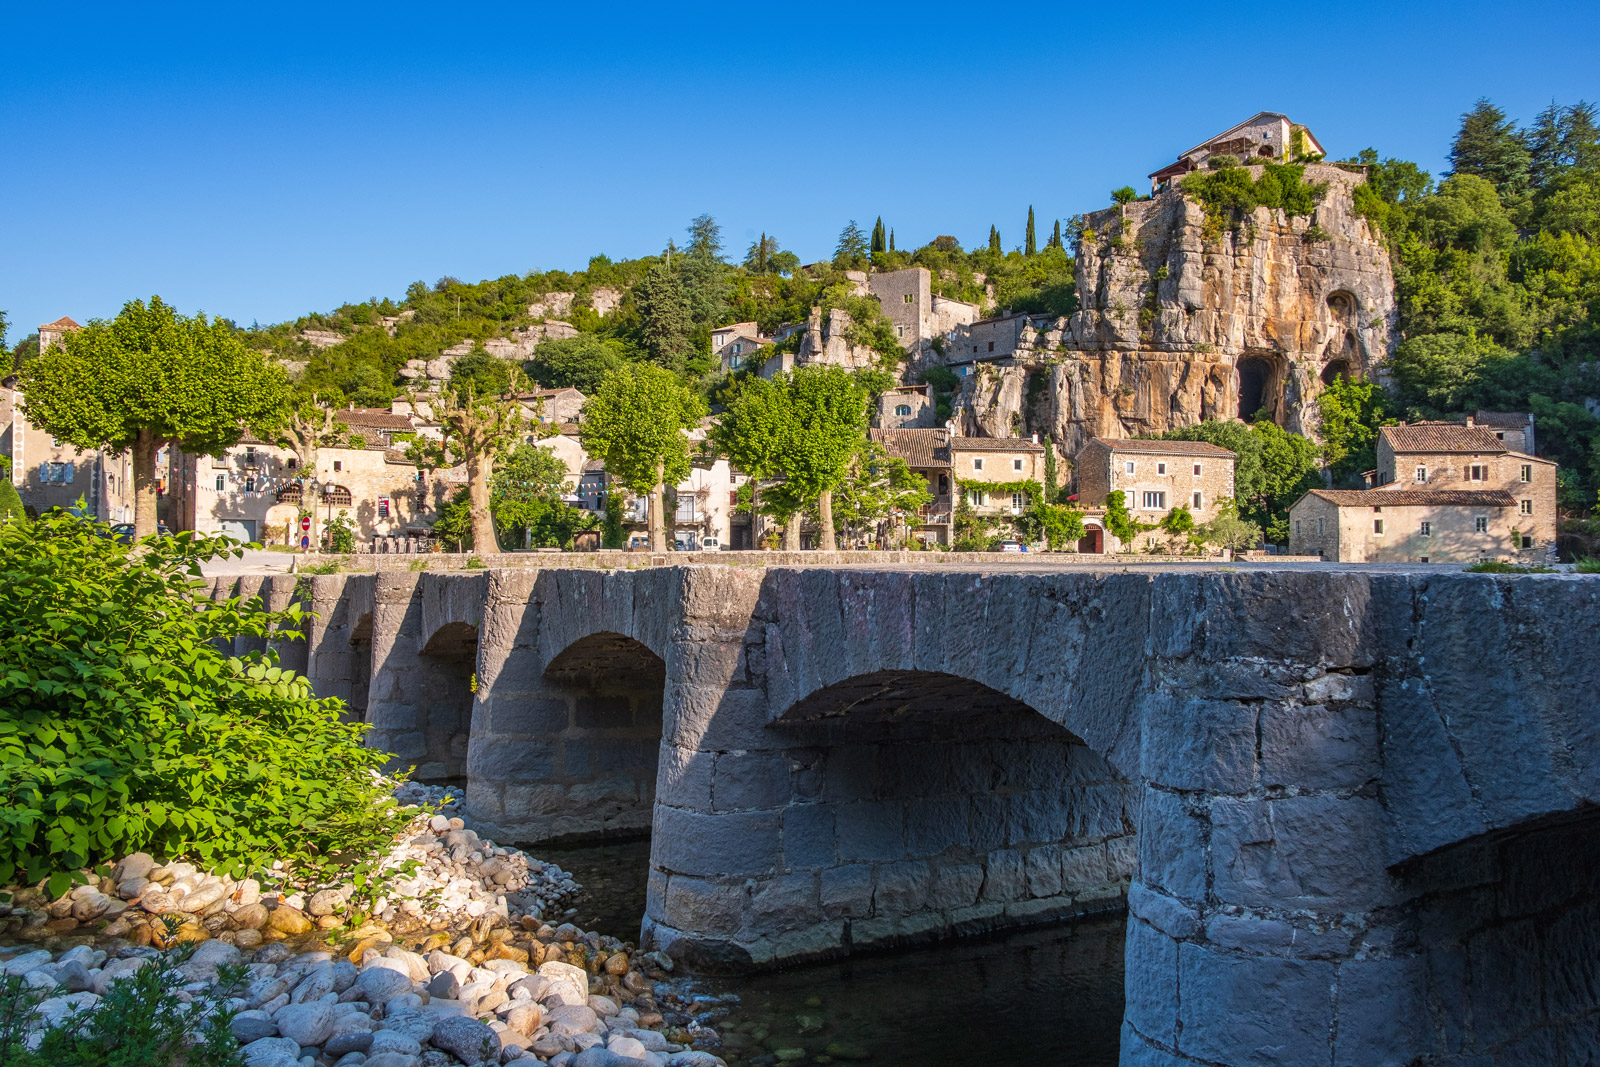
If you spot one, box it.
[1575,557,1600,573]
[1181,163,1328,240]
[0,943,246,1066]
[1463,560,1555,573]
[0,512,409,888]
[323,511,356,553]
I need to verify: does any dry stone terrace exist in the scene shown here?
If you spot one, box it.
[204,563,1600,1067]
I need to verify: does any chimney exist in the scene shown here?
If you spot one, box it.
[1465,415,1475,428]
[1031,432,1039,444]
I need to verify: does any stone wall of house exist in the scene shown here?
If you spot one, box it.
[947,164,1396,456]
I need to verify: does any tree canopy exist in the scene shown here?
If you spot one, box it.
[21,296,286,535]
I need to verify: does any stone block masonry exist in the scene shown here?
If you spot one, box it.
[292,562,1600,1067]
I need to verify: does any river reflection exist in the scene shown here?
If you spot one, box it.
[536,835,1125,1067]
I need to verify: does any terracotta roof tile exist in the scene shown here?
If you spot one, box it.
[1473,410,1531,428]
[951,435,1046,453]
[342,408,414,431]
[1380,424,1507,454]
[1094,438,1236,457]
[40,316,81,331]
[869,428,951,468]
[1306,488,1516,507]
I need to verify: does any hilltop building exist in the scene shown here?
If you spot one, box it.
[1148,112,1326,193]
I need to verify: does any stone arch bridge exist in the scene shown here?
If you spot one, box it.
[211,565,1600,1067]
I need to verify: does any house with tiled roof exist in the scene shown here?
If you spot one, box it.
[869,429,1048,545]
[1289,420,1556,562]
[1148,112,1326,194]
[1075,437,1238,553]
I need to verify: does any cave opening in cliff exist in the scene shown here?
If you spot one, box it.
[1321,360,1353,386]
[1237,357,1272,420]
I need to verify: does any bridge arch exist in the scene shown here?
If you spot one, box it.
[469,630,666,844]
[645,662,1139,971]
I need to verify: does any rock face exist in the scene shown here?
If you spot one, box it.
[949,163,1396,456]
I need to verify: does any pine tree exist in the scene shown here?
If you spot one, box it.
[988,226,1001,255]
[1050,219,1062,249]
[1449,98,1530,198]
[1025,206,1037,256]
[834,221,869,268]
[871,217,886,254]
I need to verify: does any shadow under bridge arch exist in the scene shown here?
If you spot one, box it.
[643,668,1138,972]
[468,631,665,845]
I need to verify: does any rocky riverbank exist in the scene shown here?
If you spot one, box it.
[0,781,731,1067]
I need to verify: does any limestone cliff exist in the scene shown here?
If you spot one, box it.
[949,163,1395,457]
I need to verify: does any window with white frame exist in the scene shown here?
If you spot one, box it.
[1468,464,1487,481]
[1475,516,1488,532]
[967,489,987,506]
[1420,520,1431,536]
[215,475,225,491]
[1374,518,1384,534]
[1012,458,1023,472]
[1142,491,1166,509]
[895,404,912,416]
[1124,461,1135,475]
[1415,466,1428,483]
[1520,499,1533,515]
[1520,464,1532,482]
[1193,463,1202,476]
[1193,491,1203,509]
[972,458,984,472]
[1011,492,1025,510]
[1157,462,1167,475]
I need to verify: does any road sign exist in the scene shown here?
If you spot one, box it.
[300,516,312,532]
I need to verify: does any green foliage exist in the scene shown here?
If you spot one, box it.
[780,366,875,505]
[21,297,287,531]
[1110,186,1139,205]
[322,511,356,553]
[0,512,408,887]
[871,217,887,255]
[1463,560,1555,573]
[0,459,23,523]
[525,334,628,394]
[1449,98,1532,202]
[490,443,597,548]
[448,346,513,400]
[1160,505,1195,535]
[1025,206,1037,256]
[634,261,695,373]
[431,487,474,551]
[0,945,247,1066]
[1574,556,1600,573]
[601,490,626,549]
[1104,490,1143,544]
[1180,163,1328,240]
[921,365,959,423]
[828,443,933,543]
[834,221,869,270]
[1200,509,1262,551]
[1160,420,1321,543]
[580,362,706,544]
[1317,375,1394,484]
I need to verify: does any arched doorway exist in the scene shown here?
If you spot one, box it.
[1236,356,1273,420]
[1079,524,1104,554]
[646,669,1137,969]
[474,631,666,844]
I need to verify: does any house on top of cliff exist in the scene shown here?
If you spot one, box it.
[1148,113,1326,193]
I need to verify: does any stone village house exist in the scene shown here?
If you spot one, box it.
[1288,421,1557,563]
[1147,111,1327,194]
[866,428,1047,546]
[1074,438,1239,554]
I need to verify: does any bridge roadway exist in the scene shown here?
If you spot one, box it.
[211,562,1600,1067]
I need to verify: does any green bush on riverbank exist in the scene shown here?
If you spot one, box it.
[0,513,409,893]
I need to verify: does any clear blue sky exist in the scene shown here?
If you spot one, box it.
[3,1,1597,341]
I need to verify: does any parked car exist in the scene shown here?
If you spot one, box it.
[998,539,1024,553]
[699,536,722,551]
[627,534,649,551]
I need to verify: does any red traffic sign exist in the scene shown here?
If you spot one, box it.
[300,516,312,531]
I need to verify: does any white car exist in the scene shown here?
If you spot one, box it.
[699,536,722,551]
[998,540,1024,553]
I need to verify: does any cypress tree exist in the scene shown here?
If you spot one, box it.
[1050,219,1062,249]
[889,228,896,252]
[871,217,886,254]
[988,226,1002,255]
[1025,206,1037,256]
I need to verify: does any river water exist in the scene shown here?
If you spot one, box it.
[536,836,1125,1067]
